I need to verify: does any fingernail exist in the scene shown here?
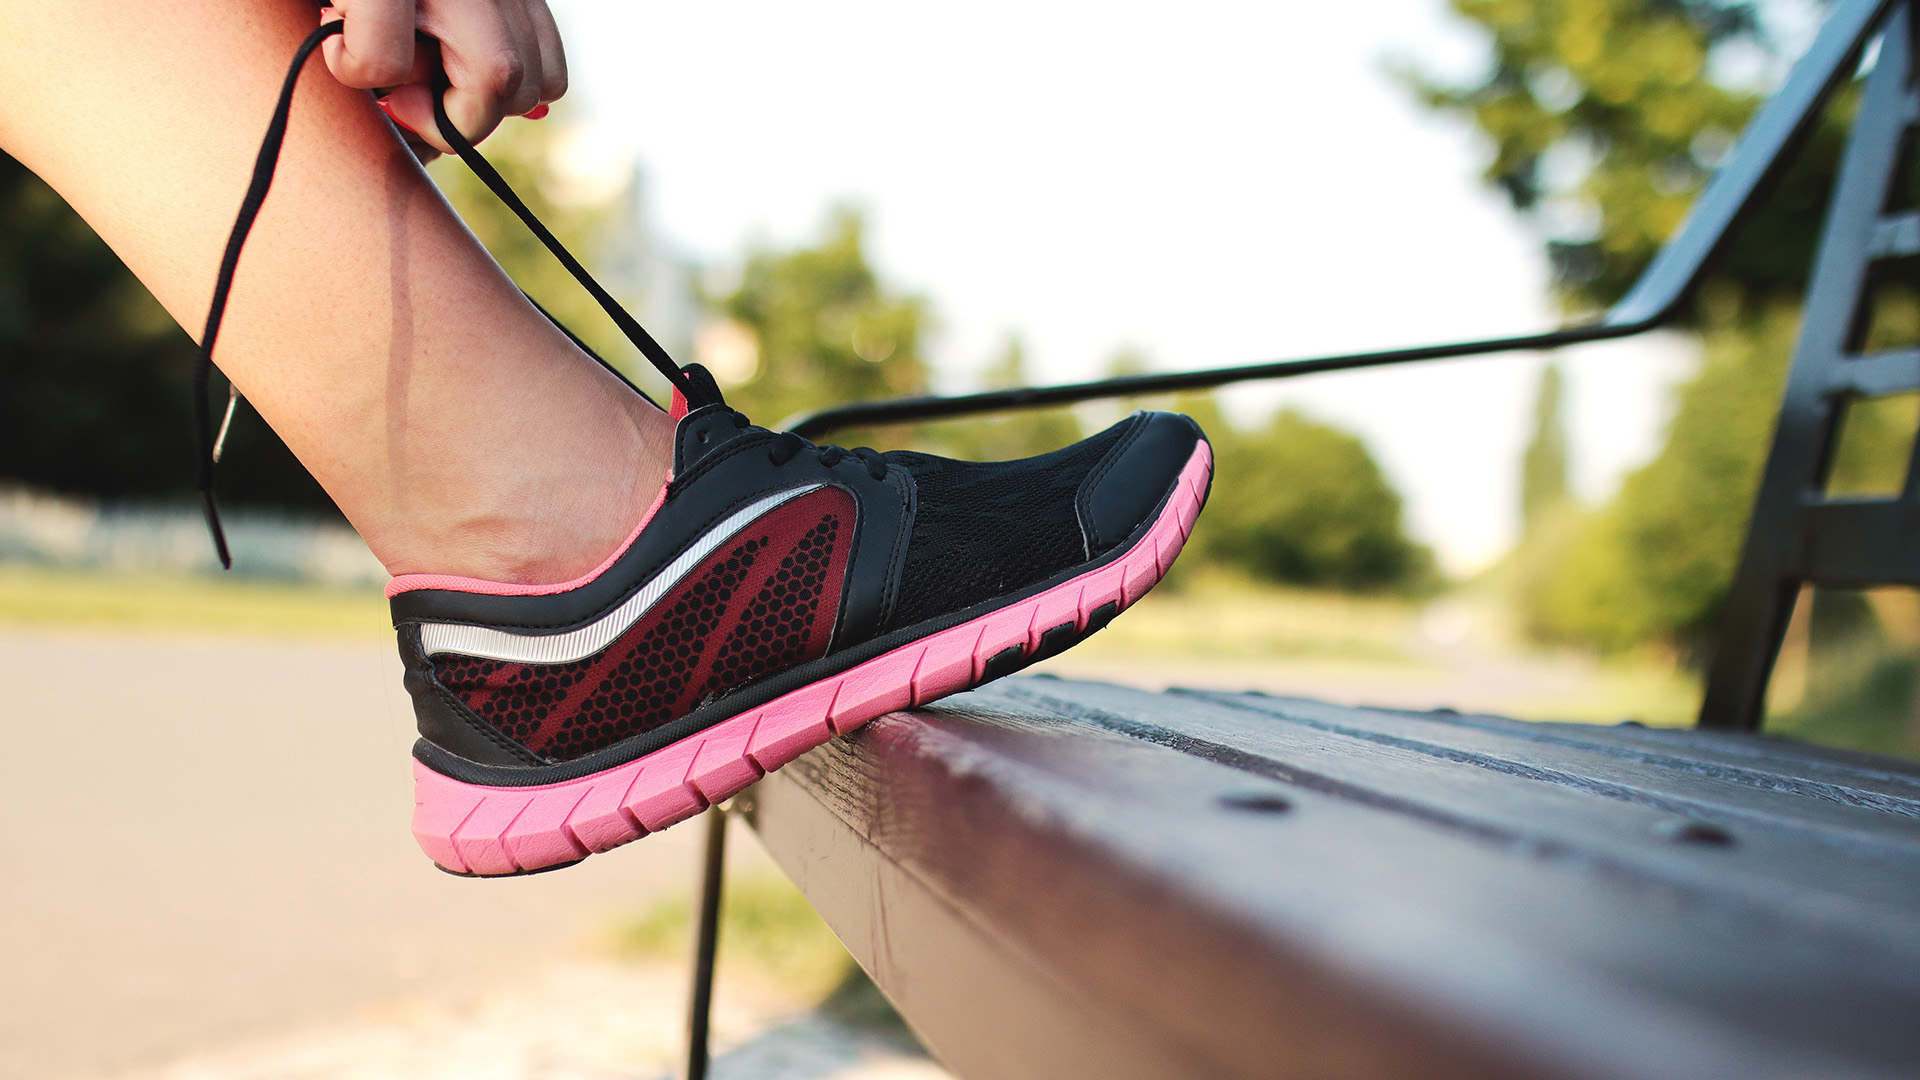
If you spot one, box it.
[522,103,550,120]
[376,97,421,136]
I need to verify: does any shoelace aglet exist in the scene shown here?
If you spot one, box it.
[200,490,233,570]
[212,385,239,464]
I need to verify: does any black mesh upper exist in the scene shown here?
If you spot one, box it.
[886,423,1129,630]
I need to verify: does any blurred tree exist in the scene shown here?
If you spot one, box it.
[1521,359,1571,532]
[1520,293,1796,654]
[1196,407,1435,592]
[1411,0,1895,655]
[1407,0,1842,315]
[1073,347,1431,592]
[721,208,930,430]
[425,115,679,402]
[0,151,334,512]
[914,336,1083,460]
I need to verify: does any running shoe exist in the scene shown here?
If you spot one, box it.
[396,366,1211,875]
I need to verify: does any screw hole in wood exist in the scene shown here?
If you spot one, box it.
[1657,819,1736,847]
[1219,792,1293,815]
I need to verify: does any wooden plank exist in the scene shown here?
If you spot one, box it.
[1175,690,1920,818]
[743,678,1920,1080]
[1164,688,1920,838]
[1479,713,1920,799]
[1027,683,1920,938]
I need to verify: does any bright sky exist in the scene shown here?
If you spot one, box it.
[546,0,1703,573]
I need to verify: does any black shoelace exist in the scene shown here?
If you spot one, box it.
[766,425,889,481]
[194,19,710,567]
[198,19,893,566]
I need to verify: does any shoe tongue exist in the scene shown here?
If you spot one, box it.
[670,363,727,420]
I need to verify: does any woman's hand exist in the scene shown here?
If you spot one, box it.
[320,0,565,155]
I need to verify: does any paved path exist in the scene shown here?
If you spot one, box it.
[0,630,762,1080]
[1,615,1661,1079]
[102,958,942,1080]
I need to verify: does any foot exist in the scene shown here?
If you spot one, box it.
[394,366,1212,875]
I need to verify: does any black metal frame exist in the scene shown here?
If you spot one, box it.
[689,0,1915,1070]
[683,806,728,1080]
[1700,3,1920,729]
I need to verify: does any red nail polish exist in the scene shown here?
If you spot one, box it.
[377,97,421,136]
[523,103,550,120]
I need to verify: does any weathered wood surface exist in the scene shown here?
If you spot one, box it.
[738,675,1920,1080]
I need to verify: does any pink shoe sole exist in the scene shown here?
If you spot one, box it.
[412,442,1213,876]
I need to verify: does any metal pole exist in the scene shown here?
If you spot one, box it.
[684,806,728,1080]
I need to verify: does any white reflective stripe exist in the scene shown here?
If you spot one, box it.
[419,484,822,664]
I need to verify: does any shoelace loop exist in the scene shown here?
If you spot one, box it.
[765,425,888,481]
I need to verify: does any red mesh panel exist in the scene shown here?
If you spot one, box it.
[701,512,842,693]
[433,486,856,761]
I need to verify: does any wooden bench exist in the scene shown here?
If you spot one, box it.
[674,1,1920,1076]
[740,679,1920,1080]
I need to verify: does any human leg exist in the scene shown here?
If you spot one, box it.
[0,0,672,584]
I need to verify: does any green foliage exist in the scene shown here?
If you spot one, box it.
[1409,0,1844,314]
[1194,406,1436,592]
[425,117,677,399]
[0,564,384,637]
[612,872,856,1000]
[1521,360,1571,531]
[1074,366,1432,594]
[909,337,1083,460]
[1771,590,1920,759]
[612,869,920,1042]
[1518,295,1793,654]
[1776,649,1920,758]
[1416,1,1888,655]
[1827,391,1920,497]
[721,208,930,429]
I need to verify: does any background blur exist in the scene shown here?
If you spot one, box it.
[5,1,1918,1077]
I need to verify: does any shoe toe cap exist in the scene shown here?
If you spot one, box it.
[1079,411,1206,554]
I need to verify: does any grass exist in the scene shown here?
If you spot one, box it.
[0,563,388,638]
[611,873,853,1000]
[1497,662,1703,729]
[1771,645,1920,760]
[5,559,1897,760]
[1076,569,1422,663]
[608,871,919,1043]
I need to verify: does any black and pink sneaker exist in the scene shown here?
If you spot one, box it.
[393,368,1211,875]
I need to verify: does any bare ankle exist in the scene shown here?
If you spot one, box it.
[373,390,675,585]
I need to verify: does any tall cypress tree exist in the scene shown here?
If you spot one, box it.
[1411,0,1856,653]
[1521,360,1570,532]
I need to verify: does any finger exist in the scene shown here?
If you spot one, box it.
[524,0,569,105]
[486,0,548,116]
[367,44,446,153]
[414,0,532,148]
[375,92,444,163]
[321,0,418,90]
[377,81,466,156]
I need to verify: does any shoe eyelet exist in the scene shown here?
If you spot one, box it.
[697,429,710,444]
